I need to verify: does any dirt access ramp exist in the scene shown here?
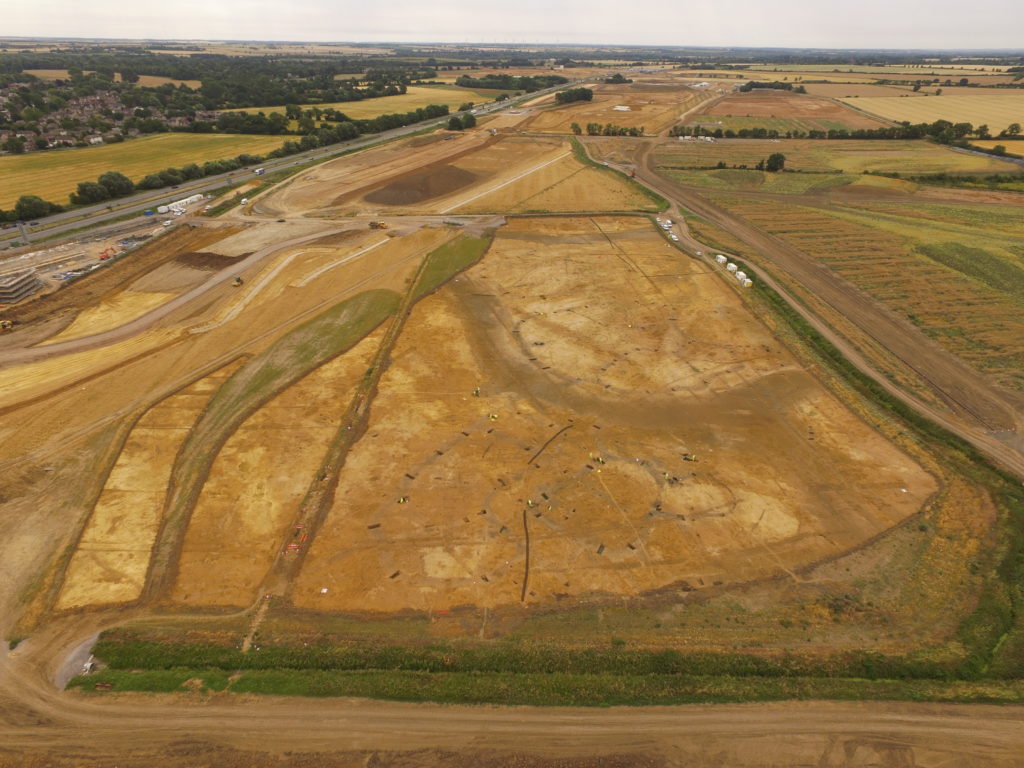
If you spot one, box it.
[294,216,934,614]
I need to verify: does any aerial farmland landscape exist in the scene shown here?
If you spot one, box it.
[1,3,1024,766]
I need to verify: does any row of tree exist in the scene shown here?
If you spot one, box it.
[571,122,644,137]
[454,74,567,92]
[554,87,593,105]
[669,119,1021,143]
[447,112,477,131]
[737,81,806,93]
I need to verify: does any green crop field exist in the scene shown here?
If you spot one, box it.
[0,133,288,209]
[706,191,1024,389]
[222,84,503,121]
[840,95,1024,134]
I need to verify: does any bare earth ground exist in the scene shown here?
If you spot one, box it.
[295,216,934,613]
[521,82,711,135]
[0,96,1022,766]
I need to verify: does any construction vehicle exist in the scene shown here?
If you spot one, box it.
[1,319,15,332]
[369,221,388,230]
[232,276,244,287]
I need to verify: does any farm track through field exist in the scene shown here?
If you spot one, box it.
[622,139,1024,477]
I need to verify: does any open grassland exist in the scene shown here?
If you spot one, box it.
[0,133,287,209]
[222,85,501,120]
[689,91,890,133]
[840,95,1024,134]
[654,139,1021,176]
[706,192,1024,390]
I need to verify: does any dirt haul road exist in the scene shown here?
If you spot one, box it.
[1,629,1023,768]
[627,139,1024,478]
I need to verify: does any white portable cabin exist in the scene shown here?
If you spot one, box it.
[735,271,746,282]
[715,254,727,264]
[727,263,738,273]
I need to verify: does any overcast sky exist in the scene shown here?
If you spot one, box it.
[5,0,1023,50]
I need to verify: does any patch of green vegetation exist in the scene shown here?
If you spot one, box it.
[70,666,1024,705]
[916,242,1024,300]
[736,257,1024,679]
[414,233,493,298]
[571,137,668,211]
[665,168,851,195]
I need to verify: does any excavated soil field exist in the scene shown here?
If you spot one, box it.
[170,328,386,607]
[293,216,935,613]
[259,131,496,217]
[365,165,479,205]
[56,361,244,609]
[523,83,708,135]
[336,136,656,216]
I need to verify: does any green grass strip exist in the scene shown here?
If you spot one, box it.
[69,668,1024,705]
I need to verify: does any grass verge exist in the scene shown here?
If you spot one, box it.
[69,666,1024,705]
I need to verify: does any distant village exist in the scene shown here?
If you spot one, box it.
[0,76,217,154]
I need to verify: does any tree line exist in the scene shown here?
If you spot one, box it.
[454,74,567,92]
[571,122,644,137]
[669,119,1021,143]
[555,87,593,105]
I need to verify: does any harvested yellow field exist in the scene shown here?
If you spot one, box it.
[223,85,499,121]
[0,133,287,209]
[55,362,242,609]
[42,291,175,345]
[970,139,1024,153]
[840,95,1024,134]
[803,84,919,98]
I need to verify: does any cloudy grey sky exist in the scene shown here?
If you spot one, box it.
[5,0,1022,49]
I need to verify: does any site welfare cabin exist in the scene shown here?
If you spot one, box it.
[715,254,727,264]
[735,271,746,282]
[727,263,738,273]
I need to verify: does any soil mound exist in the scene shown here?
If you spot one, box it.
[174,251,239,271]
[365,165,477,205]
